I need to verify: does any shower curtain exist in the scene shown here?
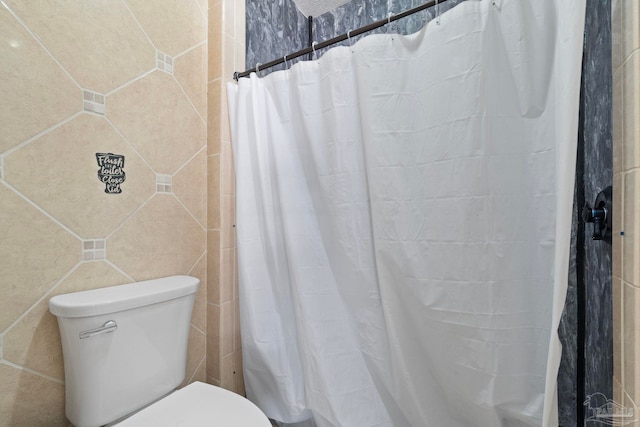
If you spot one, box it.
[227,0,586,426]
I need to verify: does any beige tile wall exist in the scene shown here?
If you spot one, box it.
[207,0,246,396]
[0,1,209,425]
[613,0,640,417]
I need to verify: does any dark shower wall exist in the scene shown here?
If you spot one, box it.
[246,0,466,75]
[560,1,613,426]
[245,1,613,426]
[582,0,614,424]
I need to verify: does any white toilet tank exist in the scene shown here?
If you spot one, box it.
[49,275,199,427]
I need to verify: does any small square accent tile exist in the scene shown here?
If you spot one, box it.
[82,90,106,115]
[157,51,174,74]
[156,174,172,193]
[83,239,106,261]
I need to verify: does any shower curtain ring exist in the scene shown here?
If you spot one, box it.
[312,41,318,60]
[255,62,261,75]
[347,30,353,48]
[435,0,441,25]
[283,54,289,69]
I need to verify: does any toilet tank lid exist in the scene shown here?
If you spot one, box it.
[49,275,199,318]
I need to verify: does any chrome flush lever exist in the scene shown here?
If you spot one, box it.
[582,186,612,243]
[79,320,117,339]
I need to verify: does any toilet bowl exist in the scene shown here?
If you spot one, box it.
[113,381,270,427]
[49,275,271,427]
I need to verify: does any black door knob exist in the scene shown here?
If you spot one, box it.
[582,186,612,243]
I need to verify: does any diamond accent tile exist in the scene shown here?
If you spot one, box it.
[157,51,174,73]
[108,71,206,174]
[83,239,106,260]
[3,114,155,238]
[0,185,80,331]
[108,195,205,280]
[83,90,106,115]
[156,174,172,193]
[0,6,81,153]
[126,0,207,57]
[4,0,155,94]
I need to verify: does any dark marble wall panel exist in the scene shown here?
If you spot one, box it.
[246,0,309,74]
[558,189,579,426]
[582,0,613,425]
[311,0,466,57]
[550,0,613,424]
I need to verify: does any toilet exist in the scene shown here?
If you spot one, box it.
[49,275,271,427]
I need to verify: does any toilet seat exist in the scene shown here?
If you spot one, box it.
[114,381,271,426]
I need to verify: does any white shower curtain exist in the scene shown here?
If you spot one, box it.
[227,0,586,426]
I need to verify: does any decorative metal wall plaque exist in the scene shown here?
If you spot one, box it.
[96,153,126,194]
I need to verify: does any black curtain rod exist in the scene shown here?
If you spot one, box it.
[234,0,449,80]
